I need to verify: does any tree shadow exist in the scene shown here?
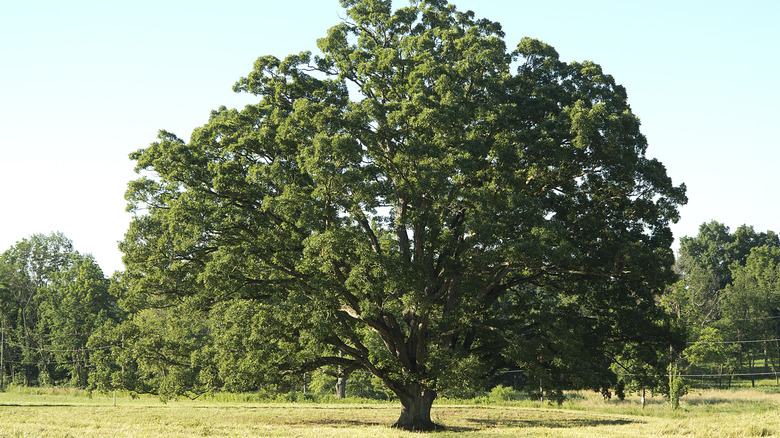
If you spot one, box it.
[0,403,77,407]
[470,416,635,428]
[301,414,639,432]
[435,415,639,432]
[205,404,394,410]
[295,418,385,427]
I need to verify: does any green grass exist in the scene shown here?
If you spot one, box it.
[1,386,780,437]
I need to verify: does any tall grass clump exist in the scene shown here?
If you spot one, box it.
[489,385,523,402]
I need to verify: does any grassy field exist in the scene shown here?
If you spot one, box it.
[0,386,779,437]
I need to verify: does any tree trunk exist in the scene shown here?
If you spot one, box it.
[336,375,346,398]
[392,388,440,431]
[750,354,755,387]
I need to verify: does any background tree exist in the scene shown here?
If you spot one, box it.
[0,233,118,387]
[122,0,686,430]
[0,233,76,385]
[38,254,116,386]
[663,222,780,387]
[684,325,740,388]
[667,222,779,327]
[720,246,780,386]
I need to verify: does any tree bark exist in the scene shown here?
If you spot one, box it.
[392,388,440,431]
[750,354,755,387]
[336,375,346,398]
[336,351,347,398]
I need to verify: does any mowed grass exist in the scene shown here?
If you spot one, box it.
[1,387,780,437]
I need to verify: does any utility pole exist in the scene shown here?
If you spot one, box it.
[121,332,125,386]
[669,344,673,409]
[336,350,346,398]
[1,326,4,388]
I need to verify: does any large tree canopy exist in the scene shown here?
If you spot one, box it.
[122,0,686,430]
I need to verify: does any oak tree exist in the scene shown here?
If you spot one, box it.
[122,0,686,429]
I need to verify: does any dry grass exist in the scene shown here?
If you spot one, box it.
[0,387,779,437]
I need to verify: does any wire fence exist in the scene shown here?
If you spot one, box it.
[688,338,780,345]
[4,341,117,353]
[0,339,120,373]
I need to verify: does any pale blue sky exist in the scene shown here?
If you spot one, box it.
[2,1,778,273]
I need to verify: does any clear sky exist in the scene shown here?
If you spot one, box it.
[2,1,779,274]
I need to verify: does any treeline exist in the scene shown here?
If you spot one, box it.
[1,224,778,397]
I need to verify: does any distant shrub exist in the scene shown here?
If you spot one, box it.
[489,385,521,402]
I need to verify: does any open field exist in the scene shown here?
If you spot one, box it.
[1,387,780,437]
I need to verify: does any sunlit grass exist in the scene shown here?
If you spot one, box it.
[1,386,780,436]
